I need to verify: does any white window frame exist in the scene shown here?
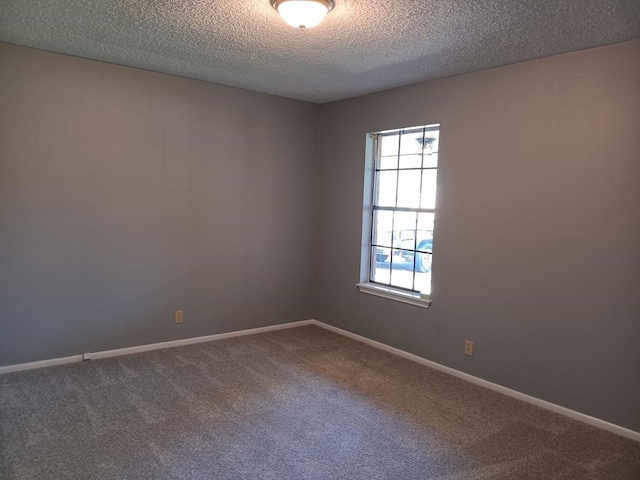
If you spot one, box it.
[357,124,440,309]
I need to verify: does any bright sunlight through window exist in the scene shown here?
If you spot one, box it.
[359,124,440,307]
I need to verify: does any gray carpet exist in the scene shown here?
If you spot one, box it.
[1,325,639,479]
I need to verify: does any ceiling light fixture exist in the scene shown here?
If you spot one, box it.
[271,0,335,30]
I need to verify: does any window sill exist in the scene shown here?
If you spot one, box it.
[356,283,432,309]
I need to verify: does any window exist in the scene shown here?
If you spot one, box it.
[358,124,440,308]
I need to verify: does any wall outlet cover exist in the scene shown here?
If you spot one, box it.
[465,340,474,356]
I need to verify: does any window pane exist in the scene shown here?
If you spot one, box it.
[414,270,432,295]
[376,170,397,207]
[416,220,434,260]
[380,134,400,158]
[372,210,393,247]
[395,229,417,252]
[393,211,417,273]
[416,233,433,254]
[379,155,398,170]
[393,211,417,249]
[423,151,438,169]
[423,131,439,154]
[417,212,435,239]
[397,170,421,208]
[398,154,422,169]
[415,214,433,293]
[399,130,424,156]
[421,131,439,168]
[371,246,390,283]
[420,169,437,209]
[390,250,415,290]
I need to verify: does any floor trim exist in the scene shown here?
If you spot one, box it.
[309,320,640,443]
[2,317,637,442]
[0,320,314,374]
[0,354,85,374]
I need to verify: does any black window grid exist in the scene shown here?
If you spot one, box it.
[368,125,439,294]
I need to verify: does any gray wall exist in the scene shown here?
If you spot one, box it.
[317,40,640,432]
[1,39,639,433]
[0,43,319,365]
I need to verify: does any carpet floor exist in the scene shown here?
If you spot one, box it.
[1,325,639,479]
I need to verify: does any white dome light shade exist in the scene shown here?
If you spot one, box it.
[271,0,334,29]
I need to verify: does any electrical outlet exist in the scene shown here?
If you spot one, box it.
[464,340,474,356]
[174,310,183,324]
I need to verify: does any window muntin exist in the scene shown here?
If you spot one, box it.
[366,124,440,300]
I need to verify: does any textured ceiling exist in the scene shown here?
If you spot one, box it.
[0,0,639,103]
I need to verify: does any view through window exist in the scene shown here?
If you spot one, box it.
[367,124,440,298]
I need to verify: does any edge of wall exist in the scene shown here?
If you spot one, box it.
[1,318,637,442]
[308,320,640,443]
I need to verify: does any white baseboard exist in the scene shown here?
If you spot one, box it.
[0,354,85,374]
[308,320,640,443]
[91,320,314,360]
[1,317,637,442]
[0,320,314,374]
